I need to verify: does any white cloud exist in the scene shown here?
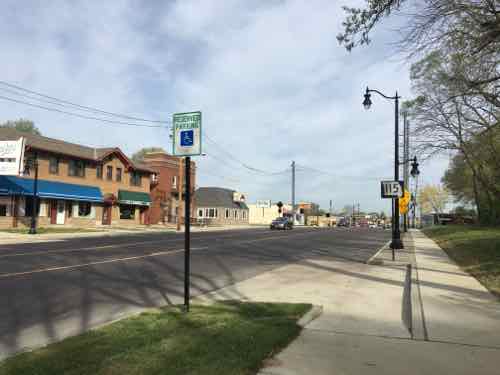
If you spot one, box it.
[0,0,448,213]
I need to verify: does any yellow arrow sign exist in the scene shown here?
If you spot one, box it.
[399,190,410,214]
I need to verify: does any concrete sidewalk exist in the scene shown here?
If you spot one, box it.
[196,229,500,374]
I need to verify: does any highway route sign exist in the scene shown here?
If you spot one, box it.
[380,180,404,198]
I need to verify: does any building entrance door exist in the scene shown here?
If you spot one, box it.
[102,205,112,225]
[50,201,57,224]
[56,200,65,225]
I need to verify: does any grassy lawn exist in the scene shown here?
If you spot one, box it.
[0,227,103,234]
[0,301,311,375]
[423,225,500,297]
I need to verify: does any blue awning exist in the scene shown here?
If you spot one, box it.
[0,176,103,202]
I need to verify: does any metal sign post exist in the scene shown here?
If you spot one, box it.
[184,156,191,312]
[172,111,202,313]
[380,180,404,261]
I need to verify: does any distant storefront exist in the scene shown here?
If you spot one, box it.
[0,128,154,229]
[195,187,249,225]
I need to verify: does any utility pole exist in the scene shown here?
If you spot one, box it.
[177,158,183,231]
[413,173,419,229]
[329,200,332,216]
[403,112,409,232]
[291,161,295,223]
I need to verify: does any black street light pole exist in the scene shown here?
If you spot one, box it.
[363,87,404,252]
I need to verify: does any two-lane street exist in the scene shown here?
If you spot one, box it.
[0,227,389,359]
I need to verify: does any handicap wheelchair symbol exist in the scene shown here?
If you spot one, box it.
[180,130,194,147]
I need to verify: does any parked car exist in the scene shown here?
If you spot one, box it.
[270,217,293,230]
[369,223,377,228]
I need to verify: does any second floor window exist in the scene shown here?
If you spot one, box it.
[96,165,103,179]
[130,171,141,187]
[49,157,59,174]
[106,166,113,181]
[172,176,177,188]
[116,168,122,182]
[68,160,85,177]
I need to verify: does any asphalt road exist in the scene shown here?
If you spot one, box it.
[0,226,389,359]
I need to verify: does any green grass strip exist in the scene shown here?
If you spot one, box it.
[0,301,311,375]
[423,225,500,298]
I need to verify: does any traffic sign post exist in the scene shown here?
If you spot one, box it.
[380,180,404,199]
[172,112,202,313]
[380,180,404,261]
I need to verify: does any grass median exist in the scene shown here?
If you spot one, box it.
[0,301,311,375]
[423,225,500,298]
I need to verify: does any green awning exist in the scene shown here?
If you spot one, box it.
[118,190,151,206]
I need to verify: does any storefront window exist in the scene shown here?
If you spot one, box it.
[0,205,6,216]
[209,208,215,218]
[120,205,135,219]
[130,172,142,187]
[78,202,92,217]
[225,209,229,218]
[106,166,113,180]
[49,157,59,174]
[68,160,85,177]
[198,209,203,218]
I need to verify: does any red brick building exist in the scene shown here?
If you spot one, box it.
[142,151,196,225]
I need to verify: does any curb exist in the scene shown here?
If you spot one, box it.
[298,305,323,327]
[366,241,390,265]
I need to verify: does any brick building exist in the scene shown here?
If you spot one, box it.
[142,151,196,225]
[0,128,155,228]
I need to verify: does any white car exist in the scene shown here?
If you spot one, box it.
[369,224,377,228]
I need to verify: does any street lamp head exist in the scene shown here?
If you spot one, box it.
[363,87,372,110]
[410,156,420,177]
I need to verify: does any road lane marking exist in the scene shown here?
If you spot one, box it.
[0,229,321,259]
[0,247,208,279]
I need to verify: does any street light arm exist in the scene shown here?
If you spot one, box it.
[367,88,400,100]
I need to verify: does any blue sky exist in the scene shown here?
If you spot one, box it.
[0,0,449,213]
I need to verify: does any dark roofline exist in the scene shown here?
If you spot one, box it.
[0,128,153,173]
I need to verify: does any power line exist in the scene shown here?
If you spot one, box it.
[204,133,287,176]
[295,164,390,181]
[0,80,169,124]
[0,94,168,128]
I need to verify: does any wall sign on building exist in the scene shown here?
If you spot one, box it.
[256,200,271,208]
[0,137,25,176]
[172,111,202,156]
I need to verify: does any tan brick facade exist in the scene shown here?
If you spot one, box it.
[0,129,154,229]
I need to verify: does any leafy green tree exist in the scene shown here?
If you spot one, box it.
[419,184,449,216]
[131,147,166,163]
[0,119,41,135]
[338,1,500,106]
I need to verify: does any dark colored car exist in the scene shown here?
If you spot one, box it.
[270,217,293,230]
